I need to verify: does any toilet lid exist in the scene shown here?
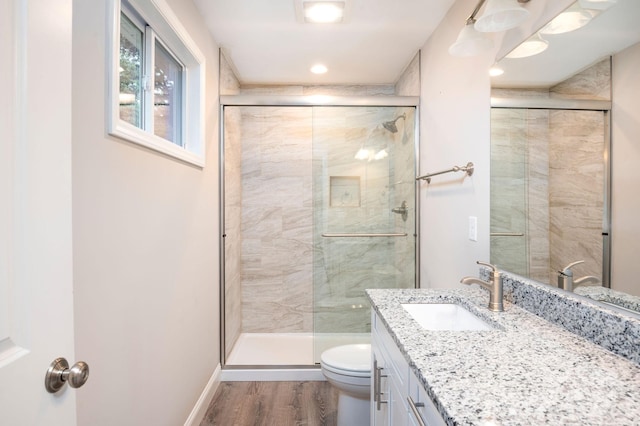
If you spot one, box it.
[320,344,371,374]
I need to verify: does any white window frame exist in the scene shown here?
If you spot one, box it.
[107,0,206,167]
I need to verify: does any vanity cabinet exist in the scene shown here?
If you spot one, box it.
[371,311,445,426]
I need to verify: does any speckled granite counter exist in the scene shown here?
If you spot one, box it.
[575,286,640,315]
[367,287,640,426]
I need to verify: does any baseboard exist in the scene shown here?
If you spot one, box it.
[184,364,222,426]
[220,367,325,382]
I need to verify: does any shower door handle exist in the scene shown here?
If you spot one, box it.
[322,233,407,238]
[490,232,524,237]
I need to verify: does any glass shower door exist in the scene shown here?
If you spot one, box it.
[490,108,529,276]
[311,106,417,361]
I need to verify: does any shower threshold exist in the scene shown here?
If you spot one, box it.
[226,332,370,366]
[222,332,370,381]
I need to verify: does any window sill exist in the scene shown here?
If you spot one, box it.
[110,121,204,167]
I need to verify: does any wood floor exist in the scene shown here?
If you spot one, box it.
[200,381,339,426]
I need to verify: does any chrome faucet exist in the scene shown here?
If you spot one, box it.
[460,261,504,312]
[558,261,600,292]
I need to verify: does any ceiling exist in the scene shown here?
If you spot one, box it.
[191,0,457,85]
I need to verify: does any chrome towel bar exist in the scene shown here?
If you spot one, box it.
[416,162,474,183]
[490,232,525,237]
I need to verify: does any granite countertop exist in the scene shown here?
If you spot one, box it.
[574,285,640,315]
[367,287,640,426]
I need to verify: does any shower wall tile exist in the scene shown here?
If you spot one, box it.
[240,85,304,95]
[548,109,604,282]
[395,52,420,96]
[220,52,240,96]
[239,106,315,333]
[239,84,395,96]
[525,110,550,282]
[551,58,611,101]
[223,105,243,358]
[492,88,549,99]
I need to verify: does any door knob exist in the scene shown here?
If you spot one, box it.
[45,357,90,393]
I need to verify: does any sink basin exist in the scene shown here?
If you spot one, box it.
[401,303,495,331]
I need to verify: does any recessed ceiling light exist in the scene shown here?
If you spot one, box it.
[304,2,344,23]
[311,64,328,74]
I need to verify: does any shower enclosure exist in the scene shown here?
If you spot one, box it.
[220,98,418,368]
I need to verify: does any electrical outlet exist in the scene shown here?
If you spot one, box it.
[468,216,478,242]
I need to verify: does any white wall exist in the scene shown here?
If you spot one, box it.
[72,0,220,424]
[611,42,640,296]
[419,0,573,288]
[419,0,493,288]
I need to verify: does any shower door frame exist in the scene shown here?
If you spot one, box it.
[490,96,612,288]
[218,95,421,370]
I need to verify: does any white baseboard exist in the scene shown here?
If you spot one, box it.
[220,368,325,382]
[184,364,222,426]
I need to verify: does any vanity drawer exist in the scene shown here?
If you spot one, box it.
[408,371,446,426]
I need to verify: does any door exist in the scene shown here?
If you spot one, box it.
[0,0,77,424]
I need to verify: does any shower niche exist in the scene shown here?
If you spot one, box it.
[329,176,360,207]
[221,103,417,368]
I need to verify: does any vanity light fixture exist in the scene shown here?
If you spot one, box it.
[303,1,345,23]
[449,0,531,57]
[505,31,548,58]
[474,0,531,33]
[449,20,494,57]
[540,2,593,35]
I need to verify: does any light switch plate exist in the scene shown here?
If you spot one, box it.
[468,216,478,242]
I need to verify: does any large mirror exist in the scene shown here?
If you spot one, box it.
[489,0,640,312]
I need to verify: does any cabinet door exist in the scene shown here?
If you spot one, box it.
[372,346,390,425]
[389,372,408,425]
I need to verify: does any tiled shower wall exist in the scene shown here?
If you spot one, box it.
[239,106,314,333]
[491,59,609,285]
[221,54,242,359]
[221,53,420,349]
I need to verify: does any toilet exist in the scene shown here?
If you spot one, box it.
[320,343,371,426]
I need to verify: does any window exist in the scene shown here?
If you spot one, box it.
[108,0,205,166]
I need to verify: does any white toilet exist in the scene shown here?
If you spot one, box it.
[320,343,371,426]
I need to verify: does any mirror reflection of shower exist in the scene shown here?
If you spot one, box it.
[354,113,406,161]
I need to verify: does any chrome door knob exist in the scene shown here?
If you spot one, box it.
[45,357,90,393]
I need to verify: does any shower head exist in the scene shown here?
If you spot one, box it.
[382,113,406,133]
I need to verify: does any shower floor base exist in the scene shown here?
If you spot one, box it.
[226,332,370,366]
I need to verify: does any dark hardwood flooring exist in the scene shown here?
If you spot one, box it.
[200,381,339,426]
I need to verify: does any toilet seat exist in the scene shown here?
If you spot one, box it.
[320,344,371,378]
